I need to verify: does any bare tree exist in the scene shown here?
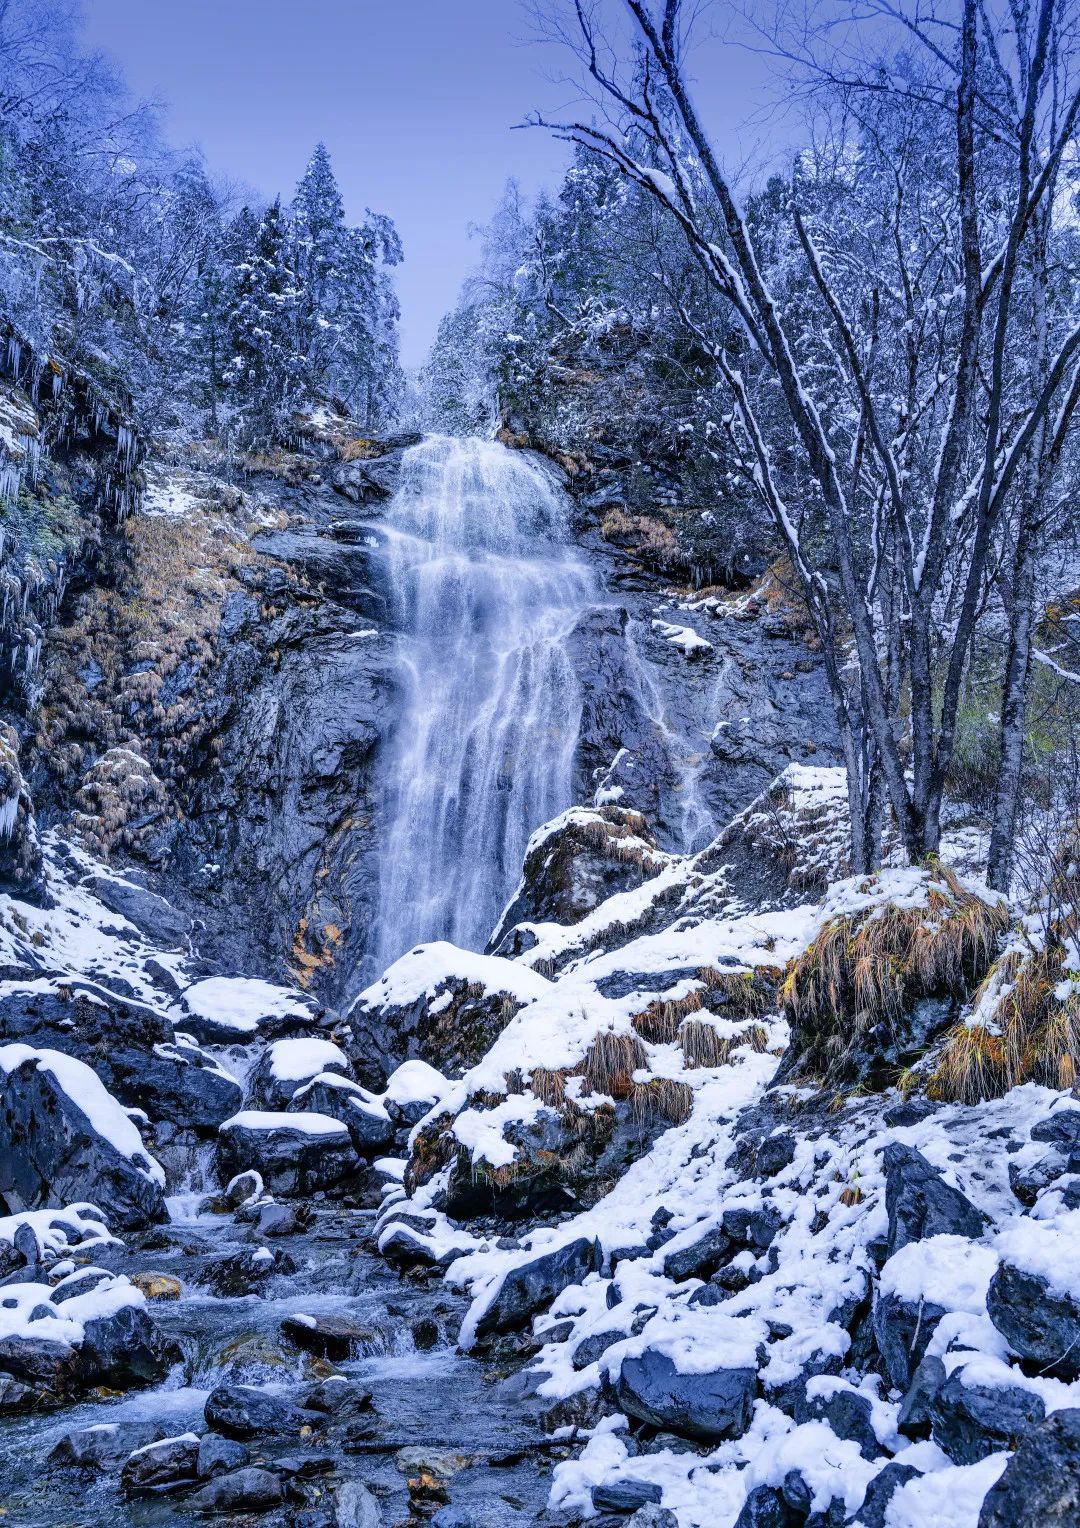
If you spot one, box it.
[527,0,1080,883]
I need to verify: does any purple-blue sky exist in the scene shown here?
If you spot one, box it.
[81,0,777,367]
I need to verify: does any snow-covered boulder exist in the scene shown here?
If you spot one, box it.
[487,805,671,959]
[248,1035,351,1110]
[988,1212,1080,1379]
[216,1110,356,1197]
[287,1072,393,1154]
[348,943,552,1089]
[174,976,323,1047]
[0,1046,166,1230]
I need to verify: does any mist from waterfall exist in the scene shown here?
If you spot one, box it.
[370,435,593,972]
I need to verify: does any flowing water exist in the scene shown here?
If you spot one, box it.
[0,1204,561,1525]
[370,436,594,972]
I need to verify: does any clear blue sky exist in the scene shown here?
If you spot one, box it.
[81,0,778,368]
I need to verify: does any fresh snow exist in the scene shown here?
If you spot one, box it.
[0,1044,164,1184]
[219,1109,350,1137]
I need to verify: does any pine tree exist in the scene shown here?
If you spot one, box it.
[227,198,301,441]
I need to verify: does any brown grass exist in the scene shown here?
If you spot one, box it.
[580,1029,648,1100]
[629,1077,694,1125]
[931,943,1080,1103]
[784,866,1008,1084]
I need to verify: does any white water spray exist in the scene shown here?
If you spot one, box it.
[370,436,593,970]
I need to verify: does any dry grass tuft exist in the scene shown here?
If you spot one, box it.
[783,866,1008,1085]
[580,1029,648,1100]
[629,1077,694,1125]
[678,1018,733,1070]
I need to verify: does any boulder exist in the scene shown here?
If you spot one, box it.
[0,1045,166,1230]
[663,1225,732,1283]
[203,1383,327,1439]
[468,1237,599,1343]
[185,1465,288,1513]
[287,1072,394,1153]
[120,1432,200,1495]
[987,1261,1080,1381]
[281,1312,375,1360]
[200,1245,295,1297]
[48,1421,163,1470]
[77,1301,176,1388]
[197,1433,251,1478]
[114,1039,243,1130]
[488,805,668,957]
[248,1035,351,1111]
[873,1290,949,1391]
[927,1365,1044,1464]
[799,1385,879,1460]
[216,1111,357,1197]
[851,1463,921,1528]
[614,1348,757,1442]
[593,1479,664,1513]
[882,1144,988,1257]
[978,1407,1080,1527]
[733,1485,803,1527]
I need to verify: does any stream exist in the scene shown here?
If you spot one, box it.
[0,1200,565,1525]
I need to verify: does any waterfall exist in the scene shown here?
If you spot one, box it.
[370,435,593,971]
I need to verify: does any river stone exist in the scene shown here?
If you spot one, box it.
[281,1312,375,1360]
[987,1262,1080,1380]
[593,1479,664,1513]
[0,1332,80,1394]
[78,1302,177,1388]
[978,1407,1080,1526]
[470,1236,599,1341]
[197,1432,251,1477]
[185,1465,287,1512]
[204,1383,327,1439]
[614,1348,757,1441]
[927,1366,1045,1463]
[334,1481,382,1527]
[200,1245,295,1297]
[0,1048,166,1230]
[48,1421,163,1470]
[216,1112,357,1196]
[120,1432,201,1495]
[882,1144,988,1256]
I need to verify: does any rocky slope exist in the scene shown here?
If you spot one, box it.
[1,382,1076,1525]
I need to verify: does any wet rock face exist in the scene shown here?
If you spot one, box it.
[215,1114,357,1198]
[0,1051,166,1231]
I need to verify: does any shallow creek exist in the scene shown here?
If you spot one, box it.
[0,1203,564,1525]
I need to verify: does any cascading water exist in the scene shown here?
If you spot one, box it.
[370,435,594,971]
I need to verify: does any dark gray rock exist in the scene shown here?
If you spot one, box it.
[1009,1152,1068,1207]
[203,1384,327,1439]
[896,1355,947,1438]
[199,1245,295,1297]
[799,1386,879,1460]
[186,1465,287,1512]
[78,1302,178,1389]
[882,1144,988,1257]
[928,1366,1045,1463]
[614,1348,757,1441]
[287,1074,393,1154]
[849,1464,920,1528]
[120,1432,200,1495]
[757,1133,797,1179]
[216,1115,357,1197]
[987,1262,1080,1380]
[978,1407,1080,1526]
[83,874,192,947]
[471,1237,599,1340]
[255,1201,298,1237]
[114,1039,243,1130]
[281,1312,375,1360]
[874,1289,949,1391]
[0,1048,166,1230]
[48,1421,163,1470]
[733,1485,803,1527]
[197,1433,251,1478]
[663,1225,732,1283]
[1031,1110,1080,1155]
[593,1479,664,1513]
